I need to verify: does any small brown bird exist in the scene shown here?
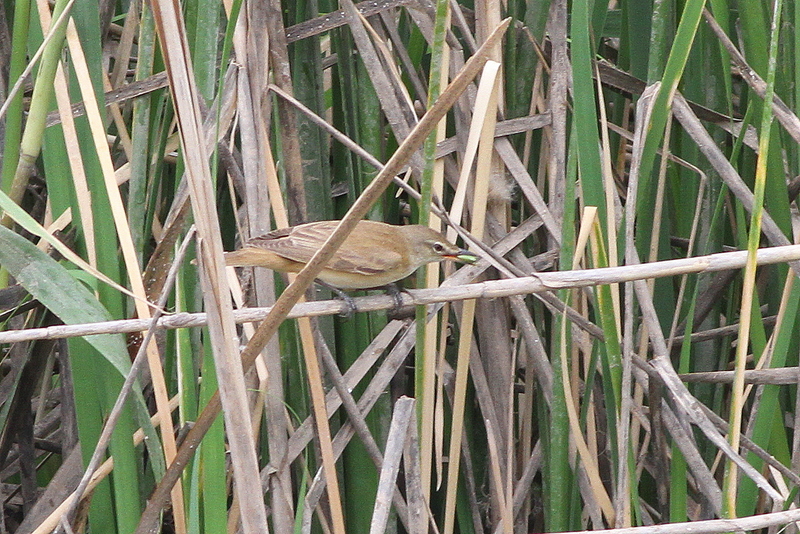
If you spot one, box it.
[225,220,478,290]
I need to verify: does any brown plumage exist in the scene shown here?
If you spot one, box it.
[224,220,478,289]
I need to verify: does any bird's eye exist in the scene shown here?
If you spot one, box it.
[432,242,445,253]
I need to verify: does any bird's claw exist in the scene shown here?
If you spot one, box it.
[385,284,415,320]
[385,283,404,311]
[338,292,358,318]
[317,280,358,318]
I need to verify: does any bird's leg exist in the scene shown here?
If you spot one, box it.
[384,283,405,312]
[316,280,357,318]
[384,283,417,320]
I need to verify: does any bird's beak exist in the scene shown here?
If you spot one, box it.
[448,249,479,264]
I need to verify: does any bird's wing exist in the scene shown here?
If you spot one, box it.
[247,222,334,263]
[328,245,403,275]
[247,221,404,275]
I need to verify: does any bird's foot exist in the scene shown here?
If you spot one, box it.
[336,290,358,318]
[385,284,414,320]
[317,280,357,318]
[385,283,404,310]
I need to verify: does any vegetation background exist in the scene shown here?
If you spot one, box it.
[1,0,800,533]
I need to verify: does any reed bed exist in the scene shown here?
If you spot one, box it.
[1,0,800,533]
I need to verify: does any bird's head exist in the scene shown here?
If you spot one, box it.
[403,225,480,266]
